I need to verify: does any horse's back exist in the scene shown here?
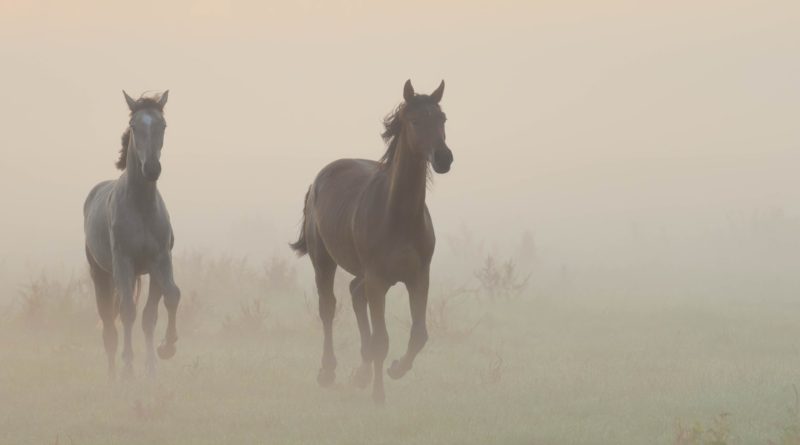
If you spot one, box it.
[311,158,379,214]
[314,158,379,192]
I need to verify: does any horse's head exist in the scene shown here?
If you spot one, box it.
[399,80,453,174]
[122,90,169,181]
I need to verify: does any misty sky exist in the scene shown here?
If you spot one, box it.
[1,0,798,281]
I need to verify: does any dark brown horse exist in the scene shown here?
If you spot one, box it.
[291,80,454,403]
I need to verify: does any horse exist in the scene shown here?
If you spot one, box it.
[83,91,180,379]
[291,80,454,403]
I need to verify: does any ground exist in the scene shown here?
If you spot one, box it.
[3,261,800,445]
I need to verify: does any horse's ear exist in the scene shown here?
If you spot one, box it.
[158,90,169,108]
[403,79,415,103]
[123,90,136,111]
[430,80,445,103]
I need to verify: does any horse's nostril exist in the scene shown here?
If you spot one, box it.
[432,148,453,174]
[434,149,453,166]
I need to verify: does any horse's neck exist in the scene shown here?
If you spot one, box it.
[122,149,157,206]
[385,136,428,225]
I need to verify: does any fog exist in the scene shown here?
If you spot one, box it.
[2,1,800,443]
[0,1,796,279]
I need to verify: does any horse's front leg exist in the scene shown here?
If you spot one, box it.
[151,252,180,360]
[142,276,162,376]
[112,255,137,379]
[388,271,429,380]
[365,275,391,404]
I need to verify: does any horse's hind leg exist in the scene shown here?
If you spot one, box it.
[142,277,162,376]
[350,276,372,388]
[310,243,338,387]
[87,249,117,379]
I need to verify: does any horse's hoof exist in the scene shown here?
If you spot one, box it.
[351,364,373,389]
[157,342,176,360]
[387,360,408,380]
[317,368,336,387]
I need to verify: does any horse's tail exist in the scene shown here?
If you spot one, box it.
[289,187,311,257]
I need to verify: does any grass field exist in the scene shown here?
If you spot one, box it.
[3,252,800,445]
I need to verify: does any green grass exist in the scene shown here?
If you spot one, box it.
[3,257,800,444]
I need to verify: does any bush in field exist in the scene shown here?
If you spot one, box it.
[4,252,301,338]
[221,298,269,338]
[172,252,300,333]
[174,253,261,307]
[173,252,300,297]
[15,274,93,332]
[262,256,300,296]
[674,413,732,445]
[474,255,530,299]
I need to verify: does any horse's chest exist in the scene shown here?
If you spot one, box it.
[130,229,165,271]
[114,218,167,259]
[140,230,162,255]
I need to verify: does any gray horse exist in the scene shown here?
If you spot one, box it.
[84,91,180,379]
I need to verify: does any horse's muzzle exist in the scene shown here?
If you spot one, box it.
[142,161,162,181]
[432,147,453,174]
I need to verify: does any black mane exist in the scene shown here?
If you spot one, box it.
[379,94,440,166]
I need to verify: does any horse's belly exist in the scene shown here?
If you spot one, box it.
[373,244,428,283]
[84,201,114,272]
[310,166,370,275]
[316,223,362,275]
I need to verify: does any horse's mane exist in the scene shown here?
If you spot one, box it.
[379,94,439,166]
[116,94,166,170]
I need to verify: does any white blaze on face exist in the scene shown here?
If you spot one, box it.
[135,113,155,165]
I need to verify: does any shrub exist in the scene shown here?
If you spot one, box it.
[221,298,269,338]
[15,273,93,332]
[474,255,530,299]
[674,413,732,445]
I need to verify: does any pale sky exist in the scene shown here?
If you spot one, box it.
[1,0,799,282]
